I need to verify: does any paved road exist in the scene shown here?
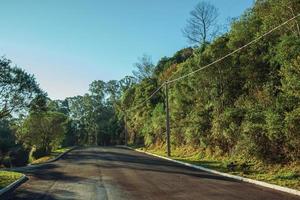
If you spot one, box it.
[8,147,300,200]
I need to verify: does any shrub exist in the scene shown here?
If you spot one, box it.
[32,147,50,159]
[2,156,11,168]
[285,107,300,161]
[8,146,30,167]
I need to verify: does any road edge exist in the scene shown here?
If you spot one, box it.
[0,174,27,199]
[2,146,78,172]
[29,146,78,166]
[119,145,300,197]
[0,147,77,198]
[48,146,78,163]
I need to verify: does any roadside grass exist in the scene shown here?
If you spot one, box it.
[31,147,71,165]
[137,145,300,190]
[0,171,23,190]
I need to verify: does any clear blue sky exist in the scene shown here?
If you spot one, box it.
[0,0,254,100]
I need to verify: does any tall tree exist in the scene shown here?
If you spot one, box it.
[106,80,120,103]
[0,57,43,119]
[119,76,136,93]
[132,55,155,82]
[16,111,68,155]
[182,1,219,46]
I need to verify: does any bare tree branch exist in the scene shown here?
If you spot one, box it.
[182,1,219,46]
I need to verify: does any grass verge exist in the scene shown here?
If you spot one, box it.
[0,171,23,190]
[137,145,300,191]
[31,147,72,165]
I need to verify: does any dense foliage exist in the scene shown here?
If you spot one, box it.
[117,0,300,163]
[0,58,43,119]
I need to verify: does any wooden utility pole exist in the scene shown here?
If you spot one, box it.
[165,82,171,157]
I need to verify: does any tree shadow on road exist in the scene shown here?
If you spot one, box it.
[8,189,76,200]
[65,148,239,183]
[11,163,85,183]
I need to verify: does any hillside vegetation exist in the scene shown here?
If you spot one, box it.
[122,0,300,165]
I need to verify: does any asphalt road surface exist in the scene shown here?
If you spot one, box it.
[7,147,300,200]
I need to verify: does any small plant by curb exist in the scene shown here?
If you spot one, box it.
[0,171,23,190]
[30,146,77,165]
[0,172,27,199]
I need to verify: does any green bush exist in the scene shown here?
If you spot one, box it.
[211,108,243,154]
[32,147,50,159]
[9,146,30,167]
[285,107,300,161]
[2,156,11,168]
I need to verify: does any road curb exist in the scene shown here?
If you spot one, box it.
[1,146,78,172]
[50,146,78,162]
[0,174,27,198]
[29,146,78,166]
[120,145,300,197]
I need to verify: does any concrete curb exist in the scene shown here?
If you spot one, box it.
[120,145,300,197]
[0,174,27,198]
[29,146,78,166]
[1,146,78,172]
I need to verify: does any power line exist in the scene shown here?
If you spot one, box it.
[127,13,300,112]
[167,13,300,84]
[126,82,166,112]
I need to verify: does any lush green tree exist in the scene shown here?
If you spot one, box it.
[281,56,300,161]
[0,120,16,163]
[16,111,68,156]
[132,55,155,82]
[0,57,43,119]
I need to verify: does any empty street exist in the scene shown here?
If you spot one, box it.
[8,147,300,200]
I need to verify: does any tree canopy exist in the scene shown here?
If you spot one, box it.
[0,58,43,119]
